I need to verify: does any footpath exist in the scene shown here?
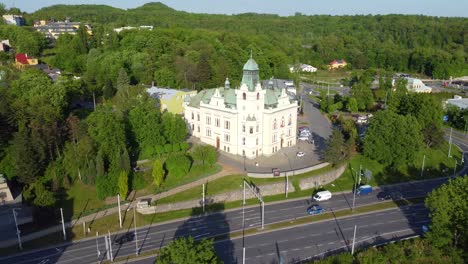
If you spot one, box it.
[0,161,243,248]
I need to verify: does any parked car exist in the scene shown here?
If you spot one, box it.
[297,151,305,157]
[299,130,311,137]
[114,232,135,245]
[307,204,325,215]
[313,190,332,201]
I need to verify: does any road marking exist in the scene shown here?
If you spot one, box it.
[292,248,300,251]
[304,246,312,249]
[328,242,334,245]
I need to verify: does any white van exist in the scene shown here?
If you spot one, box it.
[313,190,332,201]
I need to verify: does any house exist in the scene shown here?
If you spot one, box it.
[289,63,317,73]
[184,56,298,159]
[34,20,92,39]
[35,64,62,81]
[146,86,197,114]
[328,59,347,70]
[446,95,468,110]
[15,53,38,69]
[405,78,432,93]
[0,174,13,204]
[114,25,154,34]
[2,14,25,26]
[0,40,10,52]
[263,78,297,95]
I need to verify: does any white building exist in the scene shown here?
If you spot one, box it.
[2,14,24,26]
[446,95,468,109]
[184,57,299,159]
[289,63,317,73]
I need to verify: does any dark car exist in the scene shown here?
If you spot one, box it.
[114,232,135,245]
[307,204,325,215]
[377,191,402,201]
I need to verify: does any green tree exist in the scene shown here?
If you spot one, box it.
[425,177,468,251]
[31,182,56,208]
[164,154,191,178]
[152,159,164,187]
[118,170,128,200]
[191,145,218,167]
[157,237,221,264]
[324,129,348,166]
[364,110,422,166]
[346,97,358,113]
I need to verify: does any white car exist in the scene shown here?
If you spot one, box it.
[297,151,305,157]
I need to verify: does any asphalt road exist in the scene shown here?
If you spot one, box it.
[444,127,468,152]
[0,178,448,264]
[121,203,429,264]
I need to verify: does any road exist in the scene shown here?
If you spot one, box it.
[444,127,468,152]
[0,178,448,264]
[117,203,429,264]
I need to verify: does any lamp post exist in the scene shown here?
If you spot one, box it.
[133,206,139,256]
[421,155,426,178]
[448,128,453,157]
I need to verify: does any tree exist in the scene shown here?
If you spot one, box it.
[425,177,468,251]
[324,129,348,166]
[346,97,358,113]
[157,237,221,264]
[191,145,218,167]
[364,110,422,166]
[164,154,191,178]
[31,182,56,208]
[118,170,128,200]
[152,159,164,187]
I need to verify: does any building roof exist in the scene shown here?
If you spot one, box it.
[147,87,183,101]
[330,59,346,65]
[15,53,32,64]
[243,58,259,71]
[447,98,468,109]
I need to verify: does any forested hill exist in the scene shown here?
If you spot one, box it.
[23,2,468,79]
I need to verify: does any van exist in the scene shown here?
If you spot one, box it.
[356,185,372,195]
[313,190,332,201]
[137,198,151,208]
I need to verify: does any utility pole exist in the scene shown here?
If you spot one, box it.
[352,169,357,212]
[105,234,110,261]
[421,155,426,178]
[351,225,357,255]
[118,194,122,228]
[202,183,205,213]
[448,128,453,157]
[242,190,246,264]
[243,180,265,229]
[453,160,458,178]
[358,164,362,186]
[133,206,138,256]
[60,208,66,240]
[108,231,113,262]
[95,231,100,260]
[12,208,22,250]
[285,172,289,198]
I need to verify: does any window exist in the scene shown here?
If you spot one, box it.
[224,134,230,142]
[250,127,253,134]
[281,116,285,127]
[256,138,259,145]
[256,125,259,132]
[243,93,246,100]
[197,114,200,121]
[257,93,260,100]
[288,128,291,137]
[206,116,211,125]
[273,119,277,130]
[242,137,246,145]
[191,112,194,120]
[272,133,277,143]
[215,118,220,127]
[242,124,246,133]
[288,114,292,126]
[206,128,211,137]
[197,126,200,132]
[225,120,230,130]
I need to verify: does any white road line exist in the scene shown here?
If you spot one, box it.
[328,242,334,244]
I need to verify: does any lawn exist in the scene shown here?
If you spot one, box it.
[57,181,106,220]
[301,70,355,83]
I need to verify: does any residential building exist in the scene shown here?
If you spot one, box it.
[405,78,432,93]
[147,86,197,114]
[328,59,347,70]
[15,53,38,69]
[35,64,62,81]
[0,174,13,204]
[0,40,10,52]
[290,63,317,73]
[114,25,154,33]
[446,95,468,109]
[184,56,298,159]
[34,20,92,39]
[2,14,24,26]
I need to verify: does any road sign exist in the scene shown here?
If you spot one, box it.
[364,169,372,180]
[443,115,449,122]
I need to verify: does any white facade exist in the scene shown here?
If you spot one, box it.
[184,57,298,159]
[289,63,317,73]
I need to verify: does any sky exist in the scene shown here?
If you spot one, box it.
[3,0,467,17]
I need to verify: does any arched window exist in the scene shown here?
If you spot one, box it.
[281,117,285,127]
[243,93,246,100]
[191,112,194,120]
[288,114,292,125]
[242,137,246,145]
[273,119,277,130]
[257,93,260,100]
